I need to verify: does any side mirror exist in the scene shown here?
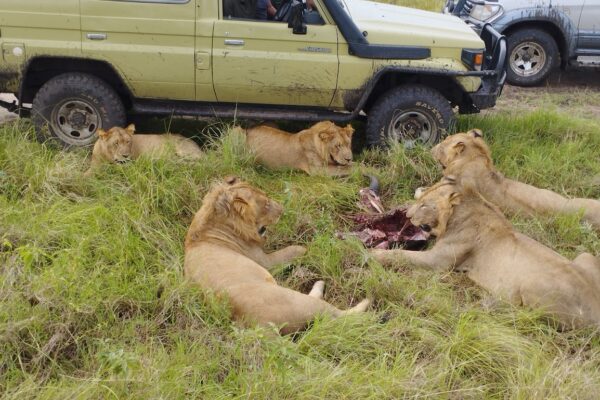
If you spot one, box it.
[288,0,307,35]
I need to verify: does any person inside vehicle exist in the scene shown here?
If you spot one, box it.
[255,0,277,20]
[223,0,322,24]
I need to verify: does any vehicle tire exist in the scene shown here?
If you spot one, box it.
[506,28,559,87]
[365,84,454,148]
[32,73,126,148]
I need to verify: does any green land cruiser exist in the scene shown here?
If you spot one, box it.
[0,0,506,148]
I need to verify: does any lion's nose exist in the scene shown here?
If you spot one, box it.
[419,224,432,233]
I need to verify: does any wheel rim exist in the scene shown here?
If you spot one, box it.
[510,41,546,77]
[388,109,437,148]
[50,99,100,145]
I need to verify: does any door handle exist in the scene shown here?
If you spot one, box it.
[86,33,107,40]
[224,39,245,46]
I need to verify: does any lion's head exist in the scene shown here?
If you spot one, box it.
[94,124,135,164]
[186,177,284,246]
[431,129,492,171]
[407,178,462,238]
[312,121,354,166]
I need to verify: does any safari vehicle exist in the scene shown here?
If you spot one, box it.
[0,0,506,148]
[444,0,600,86]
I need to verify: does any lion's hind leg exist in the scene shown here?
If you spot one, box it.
[565,198,600,230]
[339,298,371,315]
[308,280,325,299]
[573,252,600,288]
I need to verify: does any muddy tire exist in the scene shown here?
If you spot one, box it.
[32,73,126,148]
[365,84,454,148]
[506,28,559,87]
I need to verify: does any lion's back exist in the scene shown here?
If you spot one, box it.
[246,125,305,169]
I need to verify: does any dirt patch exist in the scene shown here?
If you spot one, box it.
[486,65,600,120]
[0,93,18,125]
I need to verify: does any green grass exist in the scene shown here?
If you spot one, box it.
[2,107,600,398]
[2,3,600,398]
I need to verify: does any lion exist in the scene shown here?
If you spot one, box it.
[87,124,202,172]
[245,121,354,176]
[372,178,600,329]
[430,129,600,229]
[184,176,370,334]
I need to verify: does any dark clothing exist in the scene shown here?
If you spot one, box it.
[255,0,268,20]
[223,0,258,19]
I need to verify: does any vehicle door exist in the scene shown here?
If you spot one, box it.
[212,0,339,107]
[578,0,600,53]
[0,1,81,68]
[80,0,196,101]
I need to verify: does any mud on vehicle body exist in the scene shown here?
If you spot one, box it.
[0,0,506,148]
[445,0,600,87]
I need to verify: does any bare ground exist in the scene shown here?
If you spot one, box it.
[487,65,600,120]
[0,93,17,125]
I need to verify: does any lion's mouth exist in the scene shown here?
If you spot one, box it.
[330,155,349,166]
[258,226,267,237]
[115,159,130,164]
[419,224,432,233]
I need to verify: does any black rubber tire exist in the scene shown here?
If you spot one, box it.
[32,73,126,148]
[506,28,559,87]
[365,84,454,148]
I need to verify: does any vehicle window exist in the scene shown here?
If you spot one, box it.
[223,0,324,25]
[119,0,190,3]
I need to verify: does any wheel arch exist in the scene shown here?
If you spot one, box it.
[501,20,570,68]
[359,70,468,113]
[19,56,134,108]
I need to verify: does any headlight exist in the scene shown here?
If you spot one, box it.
[470,4,502,21]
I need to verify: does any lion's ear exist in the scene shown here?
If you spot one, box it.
[343,124,354,137]
[318,130,334,142]
[448,191,462,206]
[97,129,109,140]
[224,176,239,185]
[468,129,483,138]
[453,141,465,153]
[126,124,136,136]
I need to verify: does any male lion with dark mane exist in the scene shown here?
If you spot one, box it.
[184,177,370,334]
[430,129,600,230]
[372,178,600,330]
[87,124,202,173]
[245,121,354,176]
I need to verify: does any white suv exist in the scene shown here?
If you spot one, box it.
[445,0,600,86]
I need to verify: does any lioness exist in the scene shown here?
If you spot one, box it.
[245,121,354,176]
[372,178,600,329]
[184,177,370,334]
[87,124,202,171]
[431,129,600,229]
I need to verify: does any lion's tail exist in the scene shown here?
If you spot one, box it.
[365,174,380,195]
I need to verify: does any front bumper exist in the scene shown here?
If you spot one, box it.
[460,23,507,113]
